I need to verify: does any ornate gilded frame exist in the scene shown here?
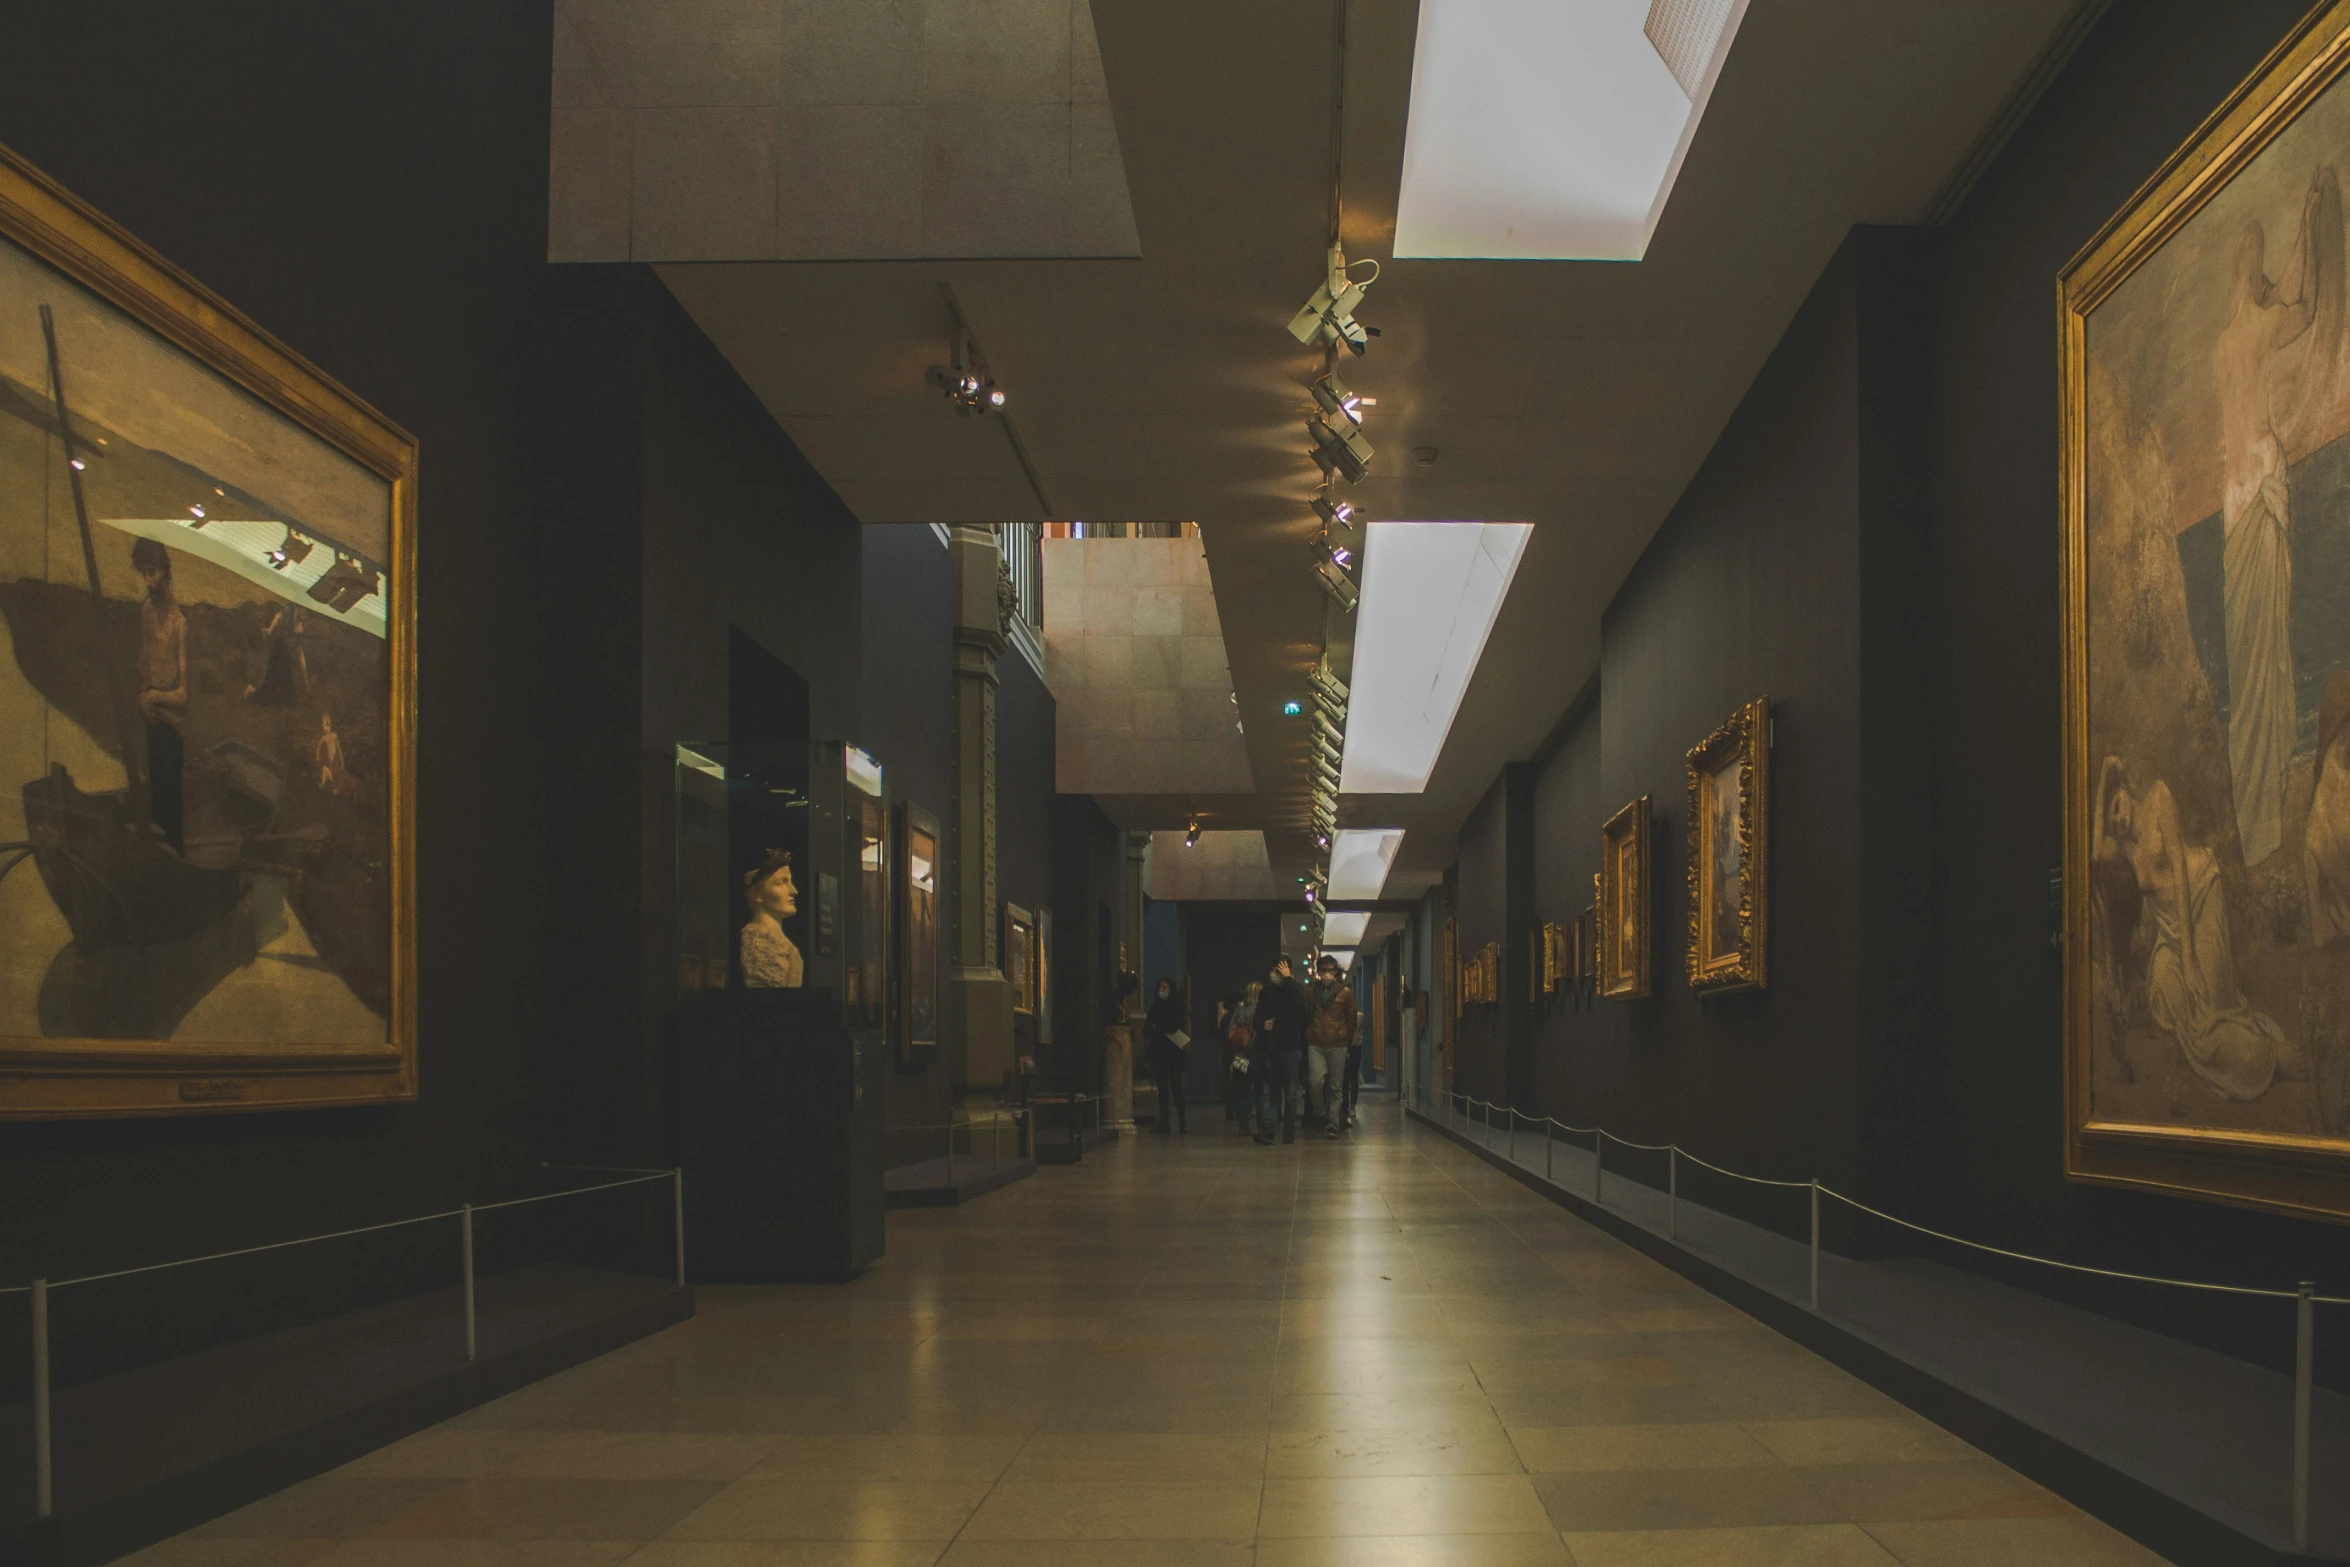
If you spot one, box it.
[1599,797,1652,1000]
[0,142,418,1119]
[1003,902,1036,1015]
[2059,2,2350,1220]
[1685,697,1770,994]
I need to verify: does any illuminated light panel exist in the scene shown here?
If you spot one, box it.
[1341,522,1533,794]
[1328,828,1404,901]
[1320,911,1370,947]
[1394,0,1750,259]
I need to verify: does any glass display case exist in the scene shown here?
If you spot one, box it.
[674,740,887,1030]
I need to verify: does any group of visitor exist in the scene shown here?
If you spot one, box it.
[1224,954,1359,1144]
[1140,953,1363,1143]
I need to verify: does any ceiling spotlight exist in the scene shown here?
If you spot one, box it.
[1316,832,1331,850]
[1312,494,1355,531]
[1312,370,1370,425]
[1312,549,1360,612]
[925,329,1006,416]
[1282,700,1303,717]
[1308,417,1374,484]
[1287,245,1381,356]
[1184,818,1201,848]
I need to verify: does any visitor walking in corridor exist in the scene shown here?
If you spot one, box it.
[1305,953,1357,1137]
[1144,976,1189,1134]
[1254,954,1308,1144]
[1225,980,1259,1132]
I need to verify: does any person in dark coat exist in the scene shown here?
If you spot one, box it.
[1253,954,1309,1144]
[1144,977,1190,1134]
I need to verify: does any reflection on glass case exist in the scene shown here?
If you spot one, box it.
[674,741,888,1030]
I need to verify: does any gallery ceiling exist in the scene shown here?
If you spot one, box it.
[657,0,2093,901]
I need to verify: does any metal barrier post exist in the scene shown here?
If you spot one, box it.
[672,1169,687,1287]
[2294,1281,2313,1551]
[1808,1182,1821,1313]
[460,1204,477,1362]
[1669,1147,1678,1241]
[1593,1132,1604,1203]
[31,1277,50,1519]
[1508,1107,1517,1164]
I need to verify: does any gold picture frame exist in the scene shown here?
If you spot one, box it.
[1686,697,1771,994]
[2061,2,2350,1218]
[1599,797,1652,1000]
[0,142,417,1119]
[1003,902,1035,1016]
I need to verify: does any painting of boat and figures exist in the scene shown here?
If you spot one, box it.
[0,146,414,1117]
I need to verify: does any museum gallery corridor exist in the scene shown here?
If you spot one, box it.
[125,1109,2167,1567]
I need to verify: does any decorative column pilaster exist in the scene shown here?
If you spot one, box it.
[949,525,1015,1095]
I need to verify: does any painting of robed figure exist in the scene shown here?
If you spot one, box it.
[2064,3,2350,1216]
[0,144,416,1117]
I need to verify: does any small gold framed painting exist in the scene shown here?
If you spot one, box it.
[1599,797,1652,1000]
[1686,697,1771,993]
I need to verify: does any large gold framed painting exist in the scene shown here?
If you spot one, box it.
[0,145,416,1118]
[1686,698,1769,995]
[2062,4,2350,1217]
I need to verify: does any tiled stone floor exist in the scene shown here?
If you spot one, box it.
[118,1100,2172,1565]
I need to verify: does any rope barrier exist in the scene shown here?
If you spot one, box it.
[1437,1093,2345,1302]
[41,1171,674,1291]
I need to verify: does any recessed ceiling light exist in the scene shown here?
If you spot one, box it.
[1394,0,1750,260]
[1321,911,1370,946]
[1341,522,1533,794]
[1328,829,1404,900]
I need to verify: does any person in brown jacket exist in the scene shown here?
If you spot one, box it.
[1304,955,1358,1138]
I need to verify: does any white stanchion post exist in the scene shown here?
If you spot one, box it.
[1809,1183,1821,1313]
[2294,1281,2313,1551]
[672,1169,687,1287]
[1669,1148,1678,1242]
[460,1205,477,1362]
[31,1277,50,1520]
[1593,1133,1604,1204]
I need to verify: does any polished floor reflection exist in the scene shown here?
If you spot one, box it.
[121,1102,2171,1565]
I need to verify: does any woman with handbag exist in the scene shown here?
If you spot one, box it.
[1224,982,1260,1133]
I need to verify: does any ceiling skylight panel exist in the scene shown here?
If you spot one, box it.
[1340,522,1532,795]
[1394,0,1751,260]
[1327,829,1404,901]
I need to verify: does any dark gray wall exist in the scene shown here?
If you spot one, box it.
[1921,0,2350,1364]
[1455,2,2350,1376]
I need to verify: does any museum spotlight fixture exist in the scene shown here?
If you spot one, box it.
[1288,244,1381,356]
[1283,700,1304,717]
[1184,818,1201,848]
[1308,416,1373,484]
[1312,544,1361,612]
[925,327,1006,416]
[1312,494,1355,532]
[1311,370,1372,425]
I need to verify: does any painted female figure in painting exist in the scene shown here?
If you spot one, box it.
[2213,170,2343,866]
[2095,755,2301,1102]
[2307,672,2350,947]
